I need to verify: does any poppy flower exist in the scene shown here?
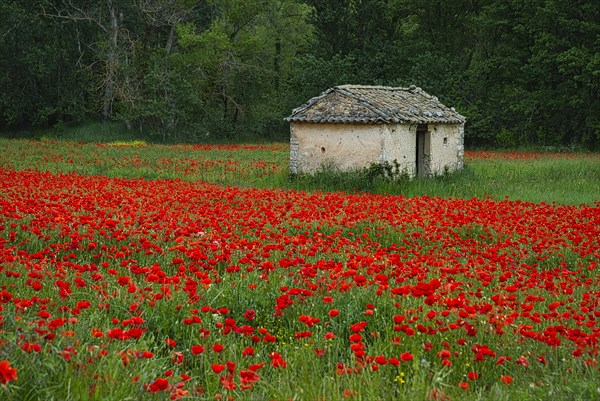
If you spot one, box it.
[20,342,41,353]
[191,345,205,355]
[211,364,225,374]
[458,381,470,390]
[220,375,236,390]
[244,309,256,321]
[0,361,17,384]
[349,321,367,332]
[270,352,287,368]
[172,352,184,364]
[248,363,264,372]
[147,377,169,392]
[349,334,362,343]
[374,355,388,365]
[324,332,336,340]
[227,361,236,373]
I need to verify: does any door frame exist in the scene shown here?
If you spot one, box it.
[416,124,430,176]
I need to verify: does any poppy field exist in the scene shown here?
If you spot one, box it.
[0,139,599,400]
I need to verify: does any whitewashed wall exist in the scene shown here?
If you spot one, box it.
[290,122,464,177]
[381,124,417,176]
[290,122,382,174]
[428,124,465,175]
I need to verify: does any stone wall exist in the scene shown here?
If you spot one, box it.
[290,121,464,177]
[290,122,382,174]
[428,124,464,175]
[381,124,417,176]
[289,134,300,174]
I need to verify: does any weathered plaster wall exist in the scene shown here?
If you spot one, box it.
[290,122,382,174]
[381,124,416,176]
[428,124,464,175]
[290,122,464,177]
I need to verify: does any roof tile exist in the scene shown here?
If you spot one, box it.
[286,85,465,124]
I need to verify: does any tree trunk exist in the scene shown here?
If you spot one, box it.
[166,24,176,55]
[102,0,119,121]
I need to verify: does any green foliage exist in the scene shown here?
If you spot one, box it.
[0,0,91,129]
[0,0,598,148]
[116,50,205,140]
[365,160,410,183]
[182,0,313,139]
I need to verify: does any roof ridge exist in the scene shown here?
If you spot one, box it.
[336,84,420,91]
[285,84,466,124]
[335,87,390,121]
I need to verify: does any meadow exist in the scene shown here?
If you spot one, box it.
[0,138,598,400]
[1,138,599,205]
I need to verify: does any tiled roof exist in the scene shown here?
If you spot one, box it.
[286,85,465,124]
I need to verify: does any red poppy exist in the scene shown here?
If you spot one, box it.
[211,364,225,374]
[374,355,387,365]
[244,309,256,321]
[270,352,287,368]
[0,361,17,384]
[349,334,362,343]
[191,345,205,355]
[147,377,169,392]
[458,381,470,390]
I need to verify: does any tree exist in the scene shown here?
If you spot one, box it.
[174,0,313,138]
[114,0,203,135]
[0,0,89,129]
[40,0,140,121]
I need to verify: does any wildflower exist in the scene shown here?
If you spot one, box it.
[427,388,450,400]
[270,352,287,368]
[458,381,470,390]
[467,371,479,380]
[0,361,17,384]
[147,377,169,392]
[191,345,205,355]
[211,364,225,374]
[244,309,256,321]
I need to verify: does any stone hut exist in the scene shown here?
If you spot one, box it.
[286,85,466,177]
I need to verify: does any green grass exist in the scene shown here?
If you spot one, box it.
[365,156,600,205]
[1,137,599,205]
